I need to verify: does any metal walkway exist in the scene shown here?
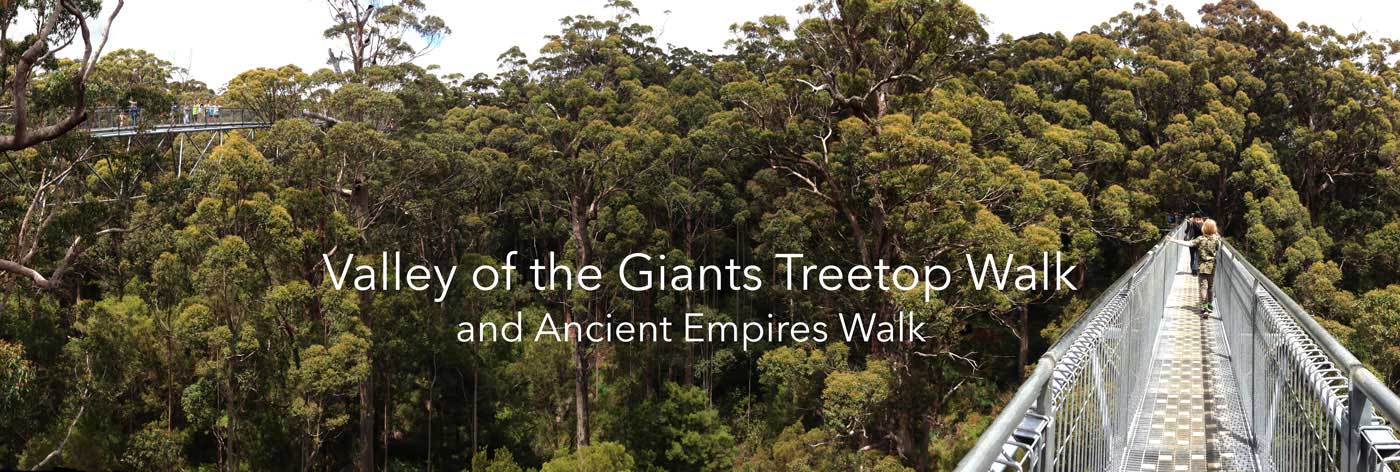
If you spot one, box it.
[0,106,272,139]
[958,225,1400,472]
[82,107,269,138]
[1119,254,1254,471]
[87,121,269,138]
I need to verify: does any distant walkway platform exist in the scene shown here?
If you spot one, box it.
[0,107,272,139]
[87,121,269,138]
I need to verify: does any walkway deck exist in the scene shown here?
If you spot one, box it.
[960,232,1400,472]
[1119,255,1255,472]
[87,121,270,138]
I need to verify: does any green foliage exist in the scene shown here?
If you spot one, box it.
[1354,287,1400,385]
[469,448,526,472]
[758,343,847,419]
[822,359,895,439]
[605,380,737,471]
[736,423,912,472]
[90,48,183,108]
[122,423,187,470]
[0,340,33,408]
[540,441,635,472]
[223,65,309,121]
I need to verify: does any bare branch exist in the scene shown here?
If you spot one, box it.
[0,0,124,152]
[0,228,127,290]
[28,353,93,470]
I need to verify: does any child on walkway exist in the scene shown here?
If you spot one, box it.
[1170,218,1221,318]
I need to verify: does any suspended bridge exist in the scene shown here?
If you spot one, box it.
[0,106,273,139]
[82,106,270,138]
[958,226,1400,472]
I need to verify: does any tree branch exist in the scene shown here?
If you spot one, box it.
[0,0,124,152]
[0,228,126,290]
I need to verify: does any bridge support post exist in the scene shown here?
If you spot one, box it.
[1037,378,1056,471]
[1246,279,1260,454]
[177,134,184,178]
[1090,353,1115,463]
[1346,381,1375,472]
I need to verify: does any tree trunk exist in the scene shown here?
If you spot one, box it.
[683,290,694,386]
[357,369,374,472]
[568,195,595,448]
[573,339,592,448]
[1018,305,1030,379]
[224,368,240,472]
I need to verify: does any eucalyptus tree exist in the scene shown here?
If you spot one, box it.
[223,65,309,123]
[0,0,126,290]
[322,0,449,76]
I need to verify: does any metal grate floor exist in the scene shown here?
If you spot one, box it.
[1119,267,1256,472]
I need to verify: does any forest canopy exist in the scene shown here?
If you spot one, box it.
[3,0,1400,471]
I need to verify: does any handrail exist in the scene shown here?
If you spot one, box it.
[1219,241,1400,470]
[958,226,1400,471]
[1222,240,1400,424]
[955,355,1056,471]
[0,106,269,134]
[1225,241,1363,370]
[955,223,1184,472]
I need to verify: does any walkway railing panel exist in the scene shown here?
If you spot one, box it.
[959,228,1400,472]
[0,106,267,134]
[81,106,265,131]
[1217,244,1400,472]
[956,225,1185,471]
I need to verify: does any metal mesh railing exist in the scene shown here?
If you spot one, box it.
[959,230,1400,472]
[81,106,264,130]
[956,225,1185,471]
[0,106,266,133]
[1216,243,1400,472]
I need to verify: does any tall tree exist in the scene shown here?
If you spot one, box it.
[322,0,449,76]
[222,65,309,122]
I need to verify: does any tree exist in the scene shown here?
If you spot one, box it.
[0,0,127,291]
[322,0,449,75]
[1354,286,1400,385]
[540,441,636,472]
[9,2,1400,471]
[468,1,672,449]
[791,0,986,124]
[0,0,124,151]
[222,65,309,122]
[1235,142,1328,283]
[88,48,181,108]
[0,144,134,293]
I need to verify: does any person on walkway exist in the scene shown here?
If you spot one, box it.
[192,103,201,124]
[1170,218,1221,318]
[1185,215,1203,275]
[128,100,140,126]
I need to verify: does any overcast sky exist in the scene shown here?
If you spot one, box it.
[81,0,1400,88]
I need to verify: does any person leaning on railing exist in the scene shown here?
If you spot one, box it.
[1169,218,1221,318]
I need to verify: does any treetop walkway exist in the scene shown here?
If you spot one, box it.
[0,106,271,139]
[958,225,1400,472]
[80,106,270,138]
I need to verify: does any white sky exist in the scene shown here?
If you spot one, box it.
[77,0,1400,89]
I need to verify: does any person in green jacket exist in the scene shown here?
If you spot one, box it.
[1170,218,1221,318]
